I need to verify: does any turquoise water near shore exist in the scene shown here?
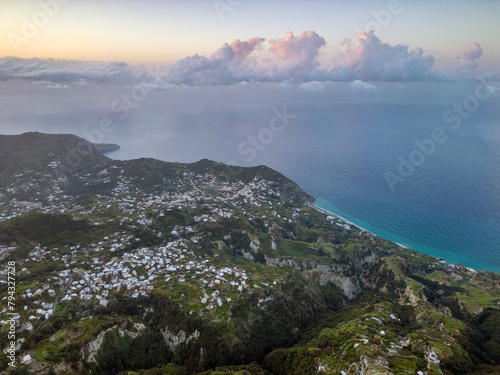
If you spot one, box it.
[314,198,500,273]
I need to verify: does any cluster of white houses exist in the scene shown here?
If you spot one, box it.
[3,230,260,333]
[0,164,294,338]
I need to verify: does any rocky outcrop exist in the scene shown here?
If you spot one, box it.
[263,248,383,300]
[161,326,200,352]
[265,257,363,300]
[80,322,147,363]
[315,264,362,300]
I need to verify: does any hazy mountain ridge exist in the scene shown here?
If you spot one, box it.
[0,133,499,375]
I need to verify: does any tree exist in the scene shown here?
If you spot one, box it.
[254,251,266,264]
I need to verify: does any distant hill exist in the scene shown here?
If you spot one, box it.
[0,132,311,203]
[0,132,108,184]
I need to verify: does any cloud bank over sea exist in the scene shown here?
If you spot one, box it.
[0,31,495,87]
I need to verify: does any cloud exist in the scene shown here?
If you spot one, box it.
[299,81,327,92]
[350,80,377,91]
[269,31,325,62]
[334,31,436,81]
[74,78,92,86]
[268,31,326,80]
[212,37,265,61]
[46,83,69,89]
[0,56,139,84]
[457,42,483,70]
[2,32,488,86]
[165,37,268,85]
[236,80,261,88]
[33,80,68,89]
[164,54,233,85]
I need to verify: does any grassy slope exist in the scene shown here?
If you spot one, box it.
[0,133,499,375]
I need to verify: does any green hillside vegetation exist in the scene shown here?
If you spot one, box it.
[0,133,499,375]
[0,213,104,246]
[0,133,105,184]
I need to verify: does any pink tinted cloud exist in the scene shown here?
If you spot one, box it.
[335,31,436,81]
[212,37,265,61]
[269,31,326,63]
[457,42,483,70]
[267,31,326,80]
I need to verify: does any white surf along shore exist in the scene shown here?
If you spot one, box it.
[308,201,408,249]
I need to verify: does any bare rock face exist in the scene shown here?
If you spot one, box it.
[80,322,147,363]
[265,257,363,300]
[160,326,200,352]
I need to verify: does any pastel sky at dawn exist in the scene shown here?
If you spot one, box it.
[0,0,499,84]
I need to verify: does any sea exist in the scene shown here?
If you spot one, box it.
[2,80,500,272]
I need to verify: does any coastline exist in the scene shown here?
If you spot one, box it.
[308,202,368,233]
[104,148,498,273]
[308,200,408,248]
[309,198,500,274]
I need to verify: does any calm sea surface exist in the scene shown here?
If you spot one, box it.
[3,81,499,271]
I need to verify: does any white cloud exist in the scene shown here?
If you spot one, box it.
[236,80,252,88]
[74,78,92,86]
[299,81,327,92]
[46,83,69,89]
[350,80,377,92]
[0,57,139,84]
[33,80,68,89]
[1,32,490,86]
[335,31,436,81]
[164,54,233,85]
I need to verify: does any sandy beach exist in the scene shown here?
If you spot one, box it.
[308,201,369,233]
[309,201,411,250]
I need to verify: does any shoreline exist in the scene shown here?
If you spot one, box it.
[308,199,500,273]
[308,201,408,249]
[308,201,368,233]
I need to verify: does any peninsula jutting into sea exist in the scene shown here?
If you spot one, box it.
[0,132,499,374]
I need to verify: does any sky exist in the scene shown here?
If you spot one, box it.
[0,0,499,84]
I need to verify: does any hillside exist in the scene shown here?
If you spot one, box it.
[0,132,499,375]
